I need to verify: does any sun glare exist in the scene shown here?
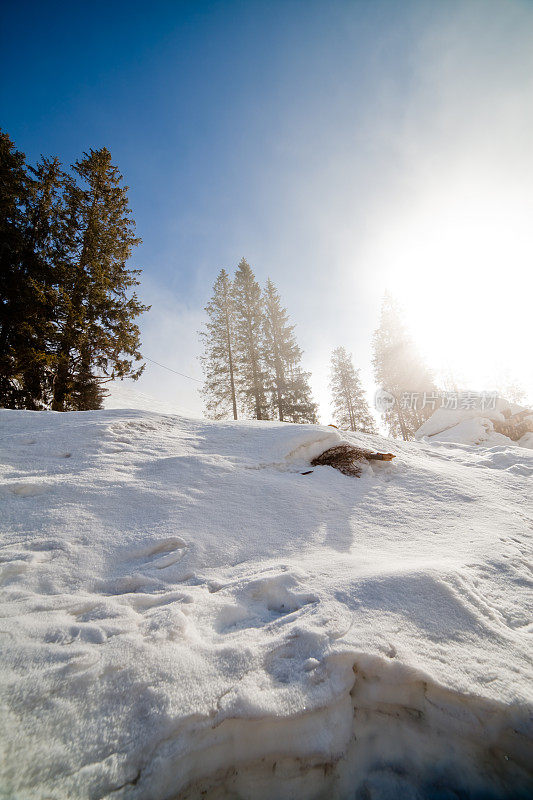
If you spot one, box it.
[378,177,533,398]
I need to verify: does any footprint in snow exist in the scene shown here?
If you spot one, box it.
[127,590,194,612]
[1,482,48,497]
[209,570,320,635]
[247,572,318,614]
[45,623,107,645]
[506,464,533,477]
[0,547,56,585]
[134,537,188,569]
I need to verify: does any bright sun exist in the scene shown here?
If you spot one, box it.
[377,174,533,400]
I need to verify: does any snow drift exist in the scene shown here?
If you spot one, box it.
[415,398,533,449]
[0,407,532,799]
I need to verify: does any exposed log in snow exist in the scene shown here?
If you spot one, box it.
[310,444,395,477]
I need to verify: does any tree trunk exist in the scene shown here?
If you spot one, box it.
[246,318,263,420]
[252,357,262,420]
[51,345,71,410]
[395,396,409,441]
[223,300,238,420]
[274,350,284,422]
[276,385,284,421]
[342,377,355,431]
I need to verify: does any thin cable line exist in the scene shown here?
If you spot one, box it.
[143,356,202,382]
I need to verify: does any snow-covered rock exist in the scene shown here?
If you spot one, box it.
[416,401,533,450]
[0,408,532,799]
[415,403,507,440]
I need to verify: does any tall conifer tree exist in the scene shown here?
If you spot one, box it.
[330,346,377,433]
[51,148,148,411]
[263,279,317,423]
[25,156,75,406]
[372,293,435,439]
[1,134,149,411]
[0,132,58,408]
[200,269,239,419]
[0,130,33,406]
[232,258,269,420]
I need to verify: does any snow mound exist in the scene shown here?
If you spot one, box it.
[0,408,532,799]
[519,431,533,449]
[416,400,533,449]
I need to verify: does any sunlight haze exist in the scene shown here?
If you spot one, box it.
[3,0,532,418]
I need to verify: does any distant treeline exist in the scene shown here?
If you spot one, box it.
[200,265,436,439]
[200,260,318,423]
[0,130,147,411]
[1,129,436,438]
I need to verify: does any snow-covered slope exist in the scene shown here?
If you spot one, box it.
[103,381,200,418]
[0,408,532,799]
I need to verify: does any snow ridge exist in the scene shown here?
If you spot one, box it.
[0,408,531,799]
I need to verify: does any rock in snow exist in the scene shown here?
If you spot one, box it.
[0,407,532,799]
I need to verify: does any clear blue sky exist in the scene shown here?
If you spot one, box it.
[3,0,533,415]
[1,0,417,296]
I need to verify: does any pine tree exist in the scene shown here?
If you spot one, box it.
[1,135,148,412]
[200,269,239,420]
[0,130,31,406]
[372,293,436,439]
[51,148,148,411]
[329,346,377,433]
[263,279,317,423]
[0,132,57,409]
[24,156,76,407]
[70,350,106,410]
[232,258,269,420]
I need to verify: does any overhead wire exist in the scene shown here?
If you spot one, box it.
[143,356,202,382]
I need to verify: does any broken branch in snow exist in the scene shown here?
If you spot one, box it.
[310,444,395,477]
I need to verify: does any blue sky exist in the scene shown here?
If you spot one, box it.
[3,0,533,417]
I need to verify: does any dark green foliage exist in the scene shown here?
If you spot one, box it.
[0,131,148,411]
[51,148,148,411]
[0,132,57,408]
[330,346,377,433]
[263,279,317,423]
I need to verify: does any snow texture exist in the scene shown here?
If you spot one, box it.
[0,404,532,799]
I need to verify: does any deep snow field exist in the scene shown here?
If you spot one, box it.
[0,400,532,799]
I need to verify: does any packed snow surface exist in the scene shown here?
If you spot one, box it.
[0,407,532,799]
